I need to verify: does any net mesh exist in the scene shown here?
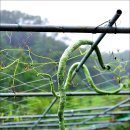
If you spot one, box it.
[0,29,130,130]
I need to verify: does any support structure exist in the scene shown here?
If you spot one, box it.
[72,9,123,78]
[29,98,57,130]
[0,9,129,130]
[0,91,129,97]
[0,99,130,129]
[0,24,130,33]
[68,98,130,129]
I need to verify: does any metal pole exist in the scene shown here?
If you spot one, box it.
[64,104,130,113]
[74,122,122,130]
[72,9,122,78]
[0,110,129,120]
[29,98,57,130]
[0,24,130,33]
[0,111,129,127]
[1,103,129,120]
[0,121,122,130]
[68,97,130,129]
[0,91,129,97]
[1,115,110,126]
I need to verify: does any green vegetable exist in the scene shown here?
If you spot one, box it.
[57,40,126,130]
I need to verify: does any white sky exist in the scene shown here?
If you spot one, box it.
[1,0,130,52]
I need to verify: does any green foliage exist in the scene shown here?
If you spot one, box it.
[0,10,129,130]
[24,97,52,114]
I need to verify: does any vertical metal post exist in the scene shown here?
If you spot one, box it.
[72,9,122,78]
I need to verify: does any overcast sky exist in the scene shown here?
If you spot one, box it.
[1,0,130,52]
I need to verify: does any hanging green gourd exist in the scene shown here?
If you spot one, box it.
[57,40,127,130]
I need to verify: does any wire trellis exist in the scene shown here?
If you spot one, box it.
[0,9,130,130]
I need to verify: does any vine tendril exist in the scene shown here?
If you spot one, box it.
[0,47,58,97]
[0,40,128,130]
[37,73,59,98]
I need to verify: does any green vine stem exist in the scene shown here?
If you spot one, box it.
[0,40,128,130]
[0,48,58,96]
[66,62,125,93]
[57,40,127,130]
[37,73,59,98]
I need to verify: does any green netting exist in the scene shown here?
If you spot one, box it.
[0,9,130,130]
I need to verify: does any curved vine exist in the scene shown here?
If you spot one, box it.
[57,40,126,130]
[0,40,128,130]
[66,62,125,93]
[37,73,59,98]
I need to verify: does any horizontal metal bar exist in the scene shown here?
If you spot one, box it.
[0,91,129,97]
[64,104,130,113]
[0,123,59,129]
[26,121,128,127]
[0,115,43,119]
[0,115,97,120]
[1,115,110,126]
[2,104,129,126]
[0,111,129,120]
[103,98,130,114]
[0,120,127,128]
[69,97,130,129]
[76,122,122,130]
[45,111,130,118]
[0,24,130,33]
[72,9,122,79]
